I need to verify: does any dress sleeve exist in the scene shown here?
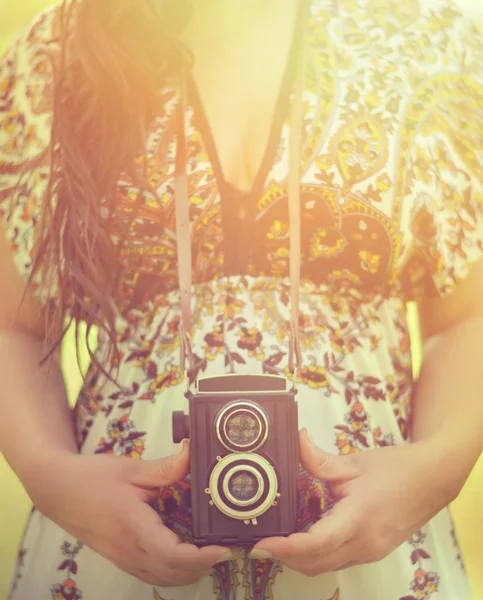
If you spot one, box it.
[400,9,483,300]
[0,8,58,307]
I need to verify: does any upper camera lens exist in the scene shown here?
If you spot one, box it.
[225,409,260,446]
[215,401,269,453]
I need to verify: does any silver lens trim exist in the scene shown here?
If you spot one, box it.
[215,401,269,452]
[223,465,264,507]
[208,453,278,520]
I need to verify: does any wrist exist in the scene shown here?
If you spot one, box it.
[414,434,478,503]
[6,440,79,505]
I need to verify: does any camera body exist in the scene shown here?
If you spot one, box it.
[172,374,299,547]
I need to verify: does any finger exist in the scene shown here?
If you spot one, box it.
[250,500,354,559]
[132,566,213,587]
[127,563,213,587]
[299,429,358,483]
[305,532,390,573]
[117,544,214,586]
[115,555,170,586]
[128,439,190,488]
[135,503,237,569]
[291,539,359,576]
[282,547,359,577]
[139,488,159,504]
[334,560,359,572]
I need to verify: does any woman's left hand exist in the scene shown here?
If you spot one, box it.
[249,429,459,575]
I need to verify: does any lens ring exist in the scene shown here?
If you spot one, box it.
[215,401,269,452]
[208,453,279,521]
[222,465,264,506]
[223,408,261,448]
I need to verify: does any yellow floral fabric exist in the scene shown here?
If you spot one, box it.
[1,1,483,599]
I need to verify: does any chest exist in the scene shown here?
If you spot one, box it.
[107,0,453,311]
[180,0,301,192]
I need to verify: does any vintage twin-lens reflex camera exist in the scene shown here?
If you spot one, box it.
[172,374,299,546]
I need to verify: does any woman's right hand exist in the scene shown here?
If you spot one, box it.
[28,440,237,586]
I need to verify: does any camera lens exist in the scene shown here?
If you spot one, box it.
[225,410,259,446]
[215,401,269,453]
[226,468,261,503]
[230,471,257,500]
[207,453,279,521]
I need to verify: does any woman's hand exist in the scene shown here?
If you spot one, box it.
[29,441,238,586]
[249,429,457,575]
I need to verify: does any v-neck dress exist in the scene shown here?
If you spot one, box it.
[2,1,483,599]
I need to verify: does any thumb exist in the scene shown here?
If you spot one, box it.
[299,428,358,482]
[129,439,190,488]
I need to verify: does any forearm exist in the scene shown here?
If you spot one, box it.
[0,327,78,494]
[411,314,483,497]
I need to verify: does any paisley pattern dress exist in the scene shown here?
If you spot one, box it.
[1,1,483,599]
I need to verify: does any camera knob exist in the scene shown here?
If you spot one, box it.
[172,411,190,443]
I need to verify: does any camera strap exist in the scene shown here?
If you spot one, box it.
[175,0,310,379]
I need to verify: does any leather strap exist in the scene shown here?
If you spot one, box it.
[175,0,310,376]
[287,0,310,372]
[174,76,195,372]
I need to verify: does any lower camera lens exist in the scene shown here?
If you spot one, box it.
[227,470,260,502]
[208,453,279,520]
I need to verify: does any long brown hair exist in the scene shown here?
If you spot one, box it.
[25,0,193,384]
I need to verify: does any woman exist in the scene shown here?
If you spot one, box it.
[1,0,483,598]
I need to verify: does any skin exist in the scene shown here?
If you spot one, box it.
[178,0,300,192]
[181,2,483,570]
[249,266,483,569]
[1,0,483,586]
[0,1,297,583]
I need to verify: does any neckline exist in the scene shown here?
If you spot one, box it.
[186,2,306,202]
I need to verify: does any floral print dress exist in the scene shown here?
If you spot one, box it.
[1,1,483,599]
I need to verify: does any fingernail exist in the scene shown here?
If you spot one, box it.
[214,546,245,565]
[175,439,187,458]
[213,550,239,565]
[303,427,314,447]
[248,549,273,560]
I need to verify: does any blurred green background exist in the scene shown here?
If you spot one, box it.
[1,2,483,599]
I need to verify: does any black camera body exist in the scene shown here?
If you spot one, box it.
[172,374,299,547]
